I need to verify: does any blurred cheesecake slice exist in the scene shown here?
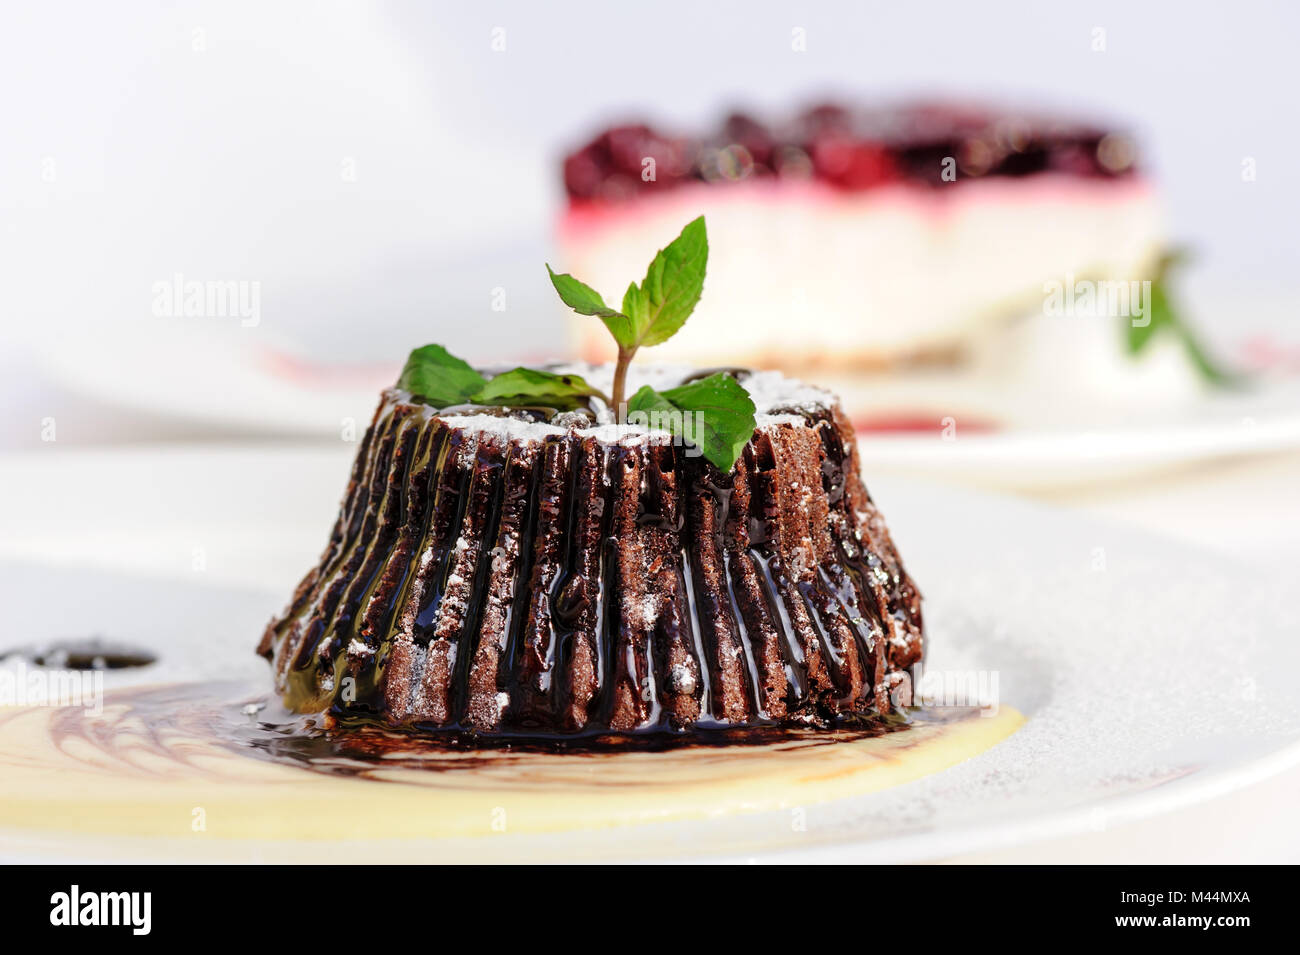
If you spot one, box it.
[558,102,1163,377]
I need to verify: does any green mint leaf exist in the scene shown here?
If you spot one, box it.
[627,215,708,348]
[546,264,634,349]
[626,372,756,471]
[472,367,606,409]
[1125,250,1241,386]
[1125,281,1167,355]
[396,344,487,406]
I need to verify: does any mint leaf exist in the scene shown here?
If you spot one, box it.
[1125,281,1167,355]
[396,344,487,405]
[624,215,708,348]
[1125,250,1240,387]
[547,264,634,349]
[626,372,756,471]
[472,367,606,409]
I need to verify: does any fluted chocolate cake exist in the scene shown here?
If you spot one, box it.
[259,365,922,739]
[259,216,923,742]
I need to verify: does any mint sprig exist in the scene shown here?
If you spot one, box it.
[548,215,708,410]
[1126,250,1239,387]
[395,215,758,472]
[626,373,757,472]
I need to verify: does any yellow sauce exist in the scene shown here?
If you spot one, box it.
[0,684,1023,862]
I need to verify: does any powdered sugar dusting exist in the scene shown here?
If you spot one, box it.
[435,413,680,446]
[419,363,835,443]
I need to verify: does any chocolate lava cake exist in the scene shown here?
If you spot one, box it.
[258,366,923,740]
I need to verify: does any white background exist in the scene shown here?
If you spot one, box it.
[2,1,1297,374]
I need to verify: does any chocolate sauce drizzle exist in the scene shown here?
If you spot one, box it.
[258,383,923,742]
[1,638,157,670]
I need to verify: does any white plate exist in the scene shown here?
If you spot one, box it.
[0,448,1296,862]
[852,382,1300,489]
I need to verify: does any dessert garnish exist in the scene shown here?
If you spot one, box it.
[396,216,757,470]
[1125,249,1238,386]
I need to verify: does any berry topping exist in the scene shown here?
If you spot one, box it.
[562,102,1138,202]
